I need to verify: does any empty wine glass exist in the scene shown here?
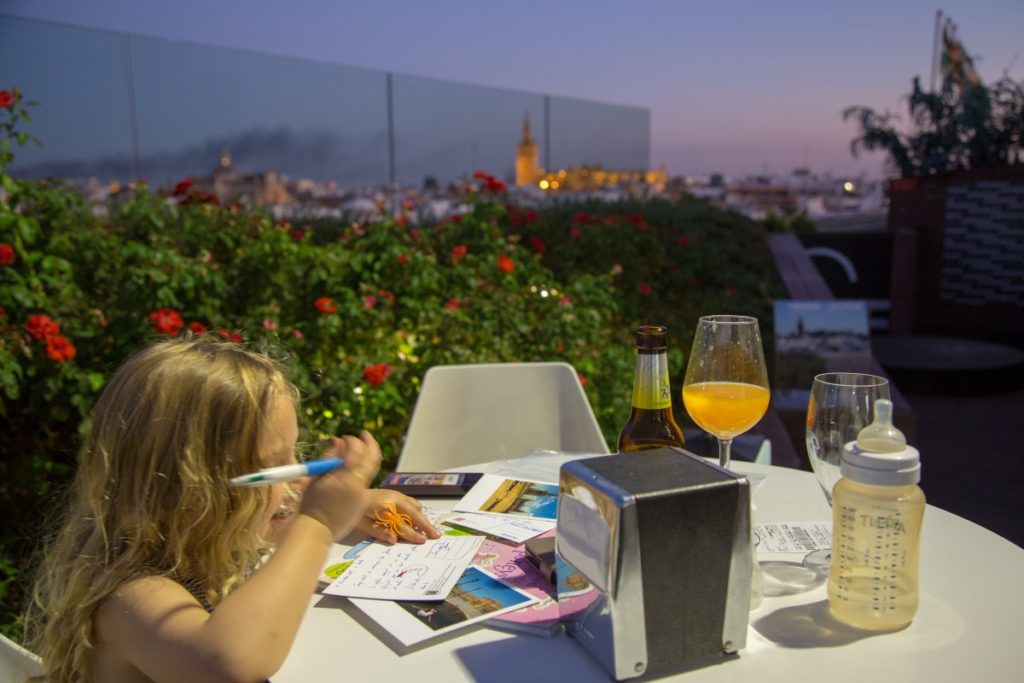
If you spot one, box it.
[682,315,770,469]
[803,372,890,572]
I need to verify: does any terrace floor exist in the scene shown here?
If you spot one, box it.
[905,383,1024,548]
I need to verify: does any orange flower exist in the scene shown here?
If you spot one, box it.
[217,328,244,343]
[25,314,61,341]
[363,363,393,387]
[315,297,338,314]
[497,255,515,274]
[148,308,184,336]
[45,334,76,362]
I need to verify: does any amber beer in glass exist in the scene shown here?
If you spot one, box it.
[618,324,686,453]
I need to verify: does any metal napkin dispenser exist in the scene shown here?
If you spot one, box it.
[557,448,751,680]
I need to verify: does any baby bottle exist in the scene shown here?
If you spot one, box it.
[827,399,925,630]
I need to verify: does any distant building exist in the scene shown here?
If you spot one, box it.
[515,115,543,187]
[513,117,665,194]
[210,147,292,206]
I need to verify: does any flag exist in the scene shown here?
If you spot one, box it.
[940,18,982,89]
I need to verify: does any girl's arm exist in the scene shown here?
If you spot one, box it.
[96,432,381,683]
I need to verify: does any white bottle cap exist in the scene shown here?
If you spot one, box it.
[841,442,921,486]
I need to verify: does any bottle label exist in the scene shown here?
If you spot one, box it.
[632,352,672,410]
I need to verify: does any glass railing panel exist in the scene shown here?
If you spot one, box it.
[130,36,389,191]
[548,95,650,172]
[0,17,135,184]
[391,74,544,187]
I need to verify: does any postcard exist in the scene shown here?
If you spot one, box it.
[349,566,538,646]
[445,510,554,543]
[322,535,484,601]
[454,474,559,521]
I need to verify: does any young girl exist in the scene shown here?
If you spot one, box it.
[26,336,439,682]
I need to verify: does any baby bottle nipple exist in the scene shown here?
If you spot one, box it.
[855,399,906,454]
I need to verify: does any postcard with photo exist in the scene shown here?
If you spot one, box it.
[350,566,538,646]
[773,299,871,391]
[322,535,484,601]
[455,474,559,521]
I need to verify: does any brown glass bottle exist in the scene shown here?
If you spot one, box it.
[617,324,686,453]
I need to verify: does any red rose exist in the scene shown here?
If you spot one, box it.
[0,243,15,265]
[363,362,393,387]
[0,90,14,110]
[363,294,377,310]
[217,328,244,343]
[577,373,588,387]
[638,282,652,297]
[451,215,462,224]
[172,178,193,196]
[188,321,208,334]
[148,308,184,336]
[570,227,583,239]
[262,319,278,331]
[676,235,692,246]
[0,305,5,319]
[524,210,539,223]
[529,237,546,254]
[397,253,409,265]
[572,213,590,224]
[25,314,61,341]
[443,298,461,310]
[497,255,515,274]
[315,297,338,314]
[450,244,468,263]
[378,289,396,305]
[45,334,77,362]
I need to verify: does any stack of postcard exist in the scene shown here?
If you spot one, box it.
[320,474,572,646]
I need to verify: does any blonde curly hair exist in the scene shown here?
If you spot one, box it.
[25,336,298,682]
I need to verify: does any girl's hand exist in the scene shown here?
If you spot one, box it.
[358,489,442,545]
[298,431,382,539]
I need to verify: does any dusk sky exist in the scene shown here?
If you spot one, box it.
[3,0,1022,179]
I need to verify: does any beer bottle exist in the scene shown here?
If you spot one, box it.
[617,324,686,452]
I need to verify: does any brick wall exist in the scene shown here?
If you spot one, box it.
[887,167,1024,341]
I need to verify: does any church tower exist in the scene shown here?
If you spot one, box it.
[515,114,541,187]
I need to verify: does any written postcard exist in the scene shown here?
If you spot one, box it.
[446,510,554,543]
[350,566,538,646]
[322,535,484,601]
[454,474,559,521]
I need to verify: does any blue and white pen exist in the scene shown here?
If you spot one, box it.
[229,457,343,487]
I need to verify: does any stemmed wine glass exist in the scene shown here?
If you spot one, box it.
[682,315,770,469]
[803,372,890,572]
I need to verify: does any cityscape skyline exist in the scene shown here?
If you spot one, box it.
[2,0,1023,179]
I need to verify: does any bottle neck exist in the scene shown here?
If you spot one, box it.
[631,350,672,410]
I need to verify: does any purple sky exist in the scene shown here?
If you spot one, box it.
[3,0,1022,178]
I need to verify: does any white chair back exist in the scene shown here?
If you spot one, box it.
[396,362,609,472]
[0,633,43,683]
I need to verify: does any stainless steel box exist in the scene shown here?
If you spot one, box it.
[557,448,751,680]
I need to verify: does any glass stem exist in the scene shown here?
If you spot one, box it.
[718,437,733,469]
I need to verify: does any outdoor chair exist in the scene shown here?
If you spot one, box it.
[1,633,43,683]
[396,362,609,472]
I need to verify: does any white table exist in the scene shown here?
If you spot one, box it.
[276,457,1024,682]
